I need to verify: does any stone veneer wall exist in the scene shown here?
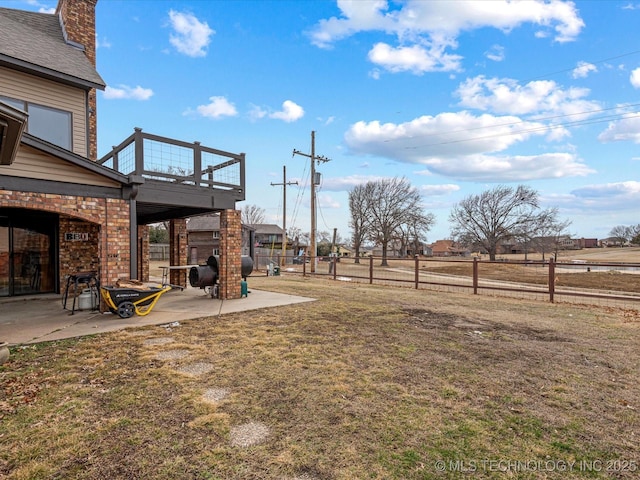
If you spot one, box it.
[0,190,130,289]
[169,218,188,287]
[219,209,242,299]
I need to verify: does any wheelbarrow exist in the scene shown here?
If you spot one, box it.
[100,283,174,319]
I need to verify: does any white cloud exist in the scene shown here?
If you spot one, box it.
[560,181,640,213]
[96,34,112,49]
[168,10,214,57]
[420,152,594,181]
[571,181,640,198]
[317,193,341,209]
[597,113,640,143]
[321,174,386,191]
[345,111,554,158]
[455,75,601,119]
[248,104,268,121]
[419,184,460,196]
[485,45,505,62]
[368,42,463,73]
[572,61,597,79]
[269,100,304,122]
[103,85,154,100]
[344,111,594,181]
[630,67,640,88]
[194,96,238,119]
[309,0,584,73]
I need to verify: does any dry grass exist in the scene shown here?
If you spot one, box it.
[1,275,639,479]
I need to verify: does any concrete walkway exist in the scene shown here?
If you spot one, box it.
[0,285,315,345]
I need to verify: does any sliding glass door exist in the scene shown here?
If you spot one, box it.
[0,211,56,297]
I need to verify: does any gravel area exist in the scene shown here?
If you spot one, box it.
[154,349,191,361]
[142,337,175,345]
[229,422,270,448]
[202,387,230,403]
[175,362,215,376]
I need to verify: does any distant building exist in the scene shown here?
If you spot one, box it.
[429,240,469,257]
[187,214,254,264]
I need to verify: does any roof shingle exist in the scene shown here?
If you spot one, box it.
[0,7,105,89]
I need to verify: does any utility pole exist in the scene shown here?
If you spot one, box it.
[270,165,297,266]
[293,131,330,273]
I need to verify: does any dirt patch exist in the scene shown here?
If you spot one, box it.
[402,307,571,342]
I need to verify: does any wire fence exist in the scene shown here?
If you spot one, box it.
[253,254,640,310]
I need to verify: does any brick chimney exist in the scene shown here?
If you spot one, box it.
[56,0,99,160]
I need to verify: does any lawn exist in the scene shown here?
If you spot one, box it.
[1,275,639,479]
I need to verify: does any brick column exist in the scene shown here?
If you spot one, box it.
[138,224,150,282]
[169,218,188,287]
[219,209,242,299]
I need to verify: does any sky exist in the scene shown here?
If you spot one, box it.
[4,0,640,243]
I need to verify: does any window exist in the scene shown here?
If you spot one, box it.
[212,230,219,239]
[0,96,72,150]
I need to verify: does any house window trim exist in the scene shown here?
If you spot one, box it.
[0,95,73,151]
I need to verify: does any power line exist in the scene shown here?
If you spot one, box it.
[293,131,331,273]
[405,110,640,150]
[381,102,640,147]
[521,49,640,83]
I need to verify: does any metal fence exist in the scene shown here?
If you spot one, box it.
[253,254,640,310]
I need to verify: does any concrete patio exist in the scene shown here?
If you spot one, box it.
[0,283,315,345]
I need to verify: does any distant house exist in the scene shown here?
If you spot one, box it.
[429,240,469,257]
[246,224,286,250]
[578,238,599,249]
[187,214,254,264]
[335,245,352,257]
[599,237,625,248]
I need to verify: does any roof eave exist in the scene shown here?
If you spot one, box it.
[0,54,105,90]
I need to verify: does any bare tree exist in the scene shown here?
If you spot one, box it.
[512,207,570,261]
[241,204,265,225]
[449,185,540,261]
[632,224,640,245]
[362,177,433,266]
[348,182,373,264]
[531,213,572,261]
[394,210,436,257]
[609,225,633,246]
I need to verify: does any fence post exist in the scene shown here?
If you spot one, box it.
[548,257,555,303]
[333,256,337,280]
[369,256,374,284]
[473,257,478,294]
[414,255,419,289]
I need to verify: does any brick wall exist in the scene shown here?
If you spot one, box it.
[56,0,98,160]
[219,209,241,299]
[0,190,130,289]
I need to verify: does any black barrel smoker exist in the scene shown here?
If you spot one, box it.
[189,255,254,298]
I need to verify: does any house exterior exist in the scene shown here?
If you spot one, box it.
[429,239,469,257]
[0,0,245,300]
[247,224,286,250]
[187,214,254,264]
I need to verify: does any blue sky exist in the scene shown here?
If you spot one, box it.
[5,0,640,242]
